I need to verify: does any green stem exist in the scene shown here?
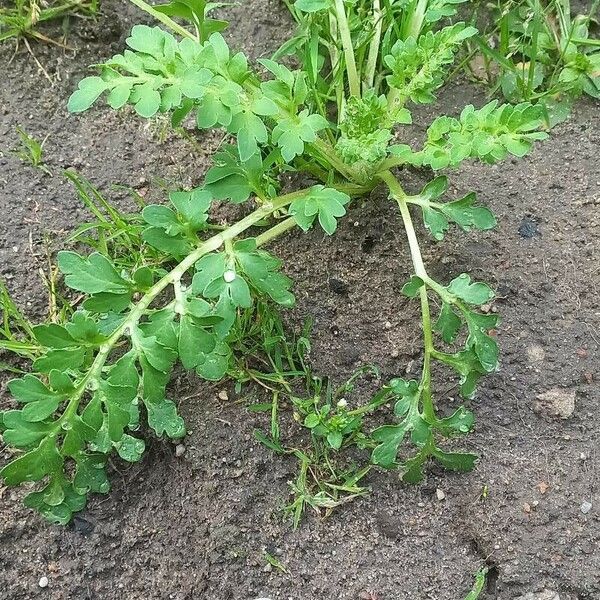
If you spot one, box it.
[328,11,344,117]
[333,0,361,98]
[403,0,428,40]
[311,139,359,182]
[378,170,435,422]
[364,0,383,91]
[418,286,435,422]
[255,217,297,246]
[128,0,197,40]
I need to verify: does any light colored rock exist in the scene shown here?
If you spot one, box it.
[175,444,186,457]
[515,590,560,600]
[435,488,446,501]
[527,344,545,363]
[581,501,592,514]
[38,577,49,589]
[218,390,229,401]
[534,388,576,419]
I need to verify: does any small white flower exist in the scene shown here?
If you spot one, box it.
[336,398,347,409]
[223,269,236,283]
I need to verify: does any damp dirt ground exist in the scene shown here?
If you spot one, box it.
[0,1,599,599]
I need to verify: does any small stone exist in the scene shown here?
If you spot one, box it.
[581,501,592,515]
[175,444,186,457]
[218,390,229,401]
[38,577,49,588]
[435,488,446,501]
[534,388,576,419]
[523,502,531,513]
[390,349,399,358]
[526,344,545,363]
[538,481,550,494]
[384,321,392,329]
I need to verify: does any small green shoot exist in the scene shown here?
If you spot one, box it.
[464,566,488,600]
[263,551,289,574]
[12,127,51,175]
[0,281,40,363]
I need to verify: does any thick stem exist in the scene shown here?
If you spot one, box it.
[403,0,428,40]
[363,0,382,91]
[378,171,426,277]
[328,11,344,116]
[333,0,361,98]
[311,139,359,182]
[386,87,407,114]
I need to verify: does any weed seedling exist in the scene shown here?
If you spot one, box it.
[11,127,51,175]
[464,567,488,600]
[0,0,552,525]
[0,281,40,364]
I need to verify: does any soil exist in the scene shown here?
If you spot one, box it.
[0,1,599,599]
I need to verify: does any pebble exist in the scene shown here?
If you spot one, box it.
[533,388,576,419]
[580,501,592,515]
[38,577,49,588]
[175,444,186,457]
[435,488,446,501]
[218,390,229,401]
[526,344,545,363]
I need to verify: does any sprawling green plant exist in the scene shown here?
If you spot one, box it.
[473,0,599,120]
[0,0,550,524]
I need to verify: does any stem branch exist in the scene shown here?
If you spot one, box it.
[56,189,308,430]
[379,170,436,422]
